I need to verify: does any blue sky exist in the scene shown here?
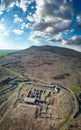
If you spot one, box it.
[0,0,81,51]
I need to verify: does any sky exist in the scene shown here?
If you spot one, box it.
[0,0,81,51]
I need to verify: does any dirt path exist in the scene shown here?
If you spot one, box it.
[59,86,79,130]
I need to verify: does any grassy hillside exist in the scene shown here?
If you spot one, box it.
[0,53,7,57]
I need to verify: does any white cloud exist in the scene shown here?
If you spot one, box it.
[0,0,35,11]
[0,24,5,30]
[21,22,26,29]
[30,31,47,39]
[0,0,15,10]
[72,36,77,41]
[62,40,67,45]
[13,29,23,35]
[15,0,35,13]
[55,33,62,40]
[0,18,5,23]
[0,24,9,36]
[32,0,72,40]
[14,16,23,23]
[33,0,44,22]
[0,11,3,15]
[9,1,15,8]
[31,6,34,9]
[29,31,42,45]
[0,15,11,37]
[61,36,81,47]
[45,27,54,33]
[19,0,28,12]
[21,22,30,30]
[0,0,81,51]
[34,0,72,21]
[27,15,34,22]
[48,34,81,47]
[48,33,62,43]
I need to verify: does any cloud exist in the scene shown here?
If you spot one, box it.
[0,23,5,30]
[48,33,81,47]
[29,35,40,45]
[31,0,81,49]
[0,0,15,9]
[0,23,9,36]
[0,11,3,15]
[32,0,72,37]
[27,15,34,22]
[14,15,23,23]
[29,31,48,40]
[15,0,28,12]
[21,22,30,30]
[61,36,81,52]
[0,0,73,36]
[28,31,46,45]
[45,26,54,33]
[33,19,70,35]
[75,15,81,29]
[13,29,23,35]
[15,0,35,12]
[0,0,81,51]
[62,36,81,45]
[34,0,72,21]
[48,33,62,43]
[0,0,35,12]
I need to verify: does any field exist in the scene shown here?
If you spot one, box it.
[0,53,7,57]
[69,86,80,95]
[0,50,18,57]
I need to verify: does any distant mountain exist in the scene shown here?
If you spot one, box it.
[0,45,81,88]
[0,49,19,53]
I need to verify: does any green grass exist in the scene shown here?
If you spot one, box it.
[69,86,80,95]
[60,116,72,130]
[41,93,46,100]
[0,53,7,57]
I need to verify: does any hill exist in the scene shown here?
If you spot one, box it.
[0,45,81,88]
[0,45,81,130]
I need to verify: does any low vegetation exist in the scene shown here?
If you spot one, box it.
[0,53,7,57]
[0,46,81,130]
[69,86,80,95]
